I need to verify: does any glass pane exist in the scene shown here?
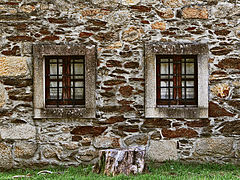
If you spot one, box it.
[161,63,168,74]
[75,88,84,99]
[186,63,194,74]
[186,88,194,99]
[182,81,194,87]
[50,88,62,99]
[161,88,173,99]
[160,58,169,62]
[50,82,57,88]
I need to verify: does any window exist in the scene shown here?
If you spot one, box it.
[33,44,96,119]
[45,56,85,107]
[145,42,208,118]
[156,55,197,106]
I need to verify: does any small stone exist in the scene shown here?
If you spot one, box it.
[147,140,178,162]
[194,138,233,156]
[124,61,139,69]
[122,27,143,42]
[211,83,230,98]
[103,80,126,86]
[14,141,37,159]
[20,5,35,13]
[119,85,134,97]
[103,116,126,124]
[209,102,235,117]
[91,0,119,7]
[0,124,36,140]
[0,83,6,108]
[210,47,232,55]
[151,22,166,30]
[124,134,148,146]
[108,11,130,26]
[162,128,198,138]
[77,149,98,162]
[122,0,140,5]
[182,6,208,19]
[70,126,107,136]
[216,58,240,70]
[42,145,63,159]
[142,119,171,128]
[156,8,174,19]
[93,136,120,148]
[0,143,13,169]
[162,0,183,8]
[61,142,79,150]
[0,56,30,77]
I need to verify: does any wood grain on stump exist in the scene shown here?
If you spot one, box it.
[93,147,146,176]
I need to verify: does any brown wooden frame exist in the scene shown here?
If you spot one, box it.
[156,55,198,106]
[45,56,85,107]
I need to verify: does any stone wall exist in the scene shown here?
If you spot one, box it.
[0,0,239,169]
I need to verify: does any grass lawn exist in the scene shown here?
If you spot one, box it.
[1,161,240,180]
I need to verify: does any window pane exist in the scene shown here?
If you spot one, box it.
[186,88,194,99]
[182,81,194,87]
[161,63,168,74]
[74,88,84,99]
[161,88,173,99]
[50,88,62,99]
[186,63,194,74]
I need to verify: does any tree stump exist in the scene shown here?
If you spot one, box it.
[93,147,146,176]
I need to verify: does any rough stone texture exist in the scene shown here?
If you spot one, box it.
[147,140,178,162]
[0,0,239,168]
[0,83,6,108]
[0,56,29,77]
[194,138,234,156]
[0,143,13,169]
[0,124,36,140]
[14,141,37,159]
[93,136,120,149]
[182,6,208,19]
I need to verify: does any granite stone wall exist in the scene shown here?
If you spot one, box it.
[0,0,239,169]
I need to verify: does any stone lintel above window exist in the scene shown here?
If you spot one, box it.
[145,42,209,119]
[33,44,96,119]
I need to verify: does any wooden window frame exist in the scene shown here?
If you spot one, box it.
[156,55,198,106]
[45,56,85,107]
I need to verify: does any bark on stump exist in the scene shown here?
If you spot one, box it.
[93,147,146,176]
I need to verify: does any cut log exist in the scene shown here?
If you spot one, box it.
[93,147,146,176]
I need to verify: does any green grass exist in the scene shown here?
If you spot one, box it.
[1,161,240,180]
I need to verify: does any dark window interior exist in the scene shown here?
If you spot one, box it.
[45,56,85,107]
[156,55,198,106]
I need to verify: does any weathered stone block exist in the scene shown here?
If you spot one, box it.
[216,58,240,70]
[122,27,143,42]
[0,143,13,169]
[124,134,148,146]
[162,0,183,8]
[147,140,178,162]
[93,136,120,148]
[119,85,134,97]
[14,141,37,159]
[77,149,99,162]
[0,56,30,77]
[182,6,208,19]
[70,126,107,136]
[162,128,198,138]
[151,22,166,30]
[42,145,63,159]
[194,138,233,156]
[0,83,6,108]
[211,83,230,98]
[209,102,235,117]
[0,124,36,140]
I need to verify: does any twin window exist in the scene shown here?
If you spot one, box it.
[33,43,208,119]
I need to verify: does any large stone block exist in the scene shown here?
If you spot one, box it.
[0,143,13,169]
[122,0,140,5]
[93,136,120,148]
[147,140,178,162]
[182,6,208,19]
[0,124,36,140]
[194,138,234,156]
[14,141,37,159]
[0,56,30,77]
[0,83,6,108]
